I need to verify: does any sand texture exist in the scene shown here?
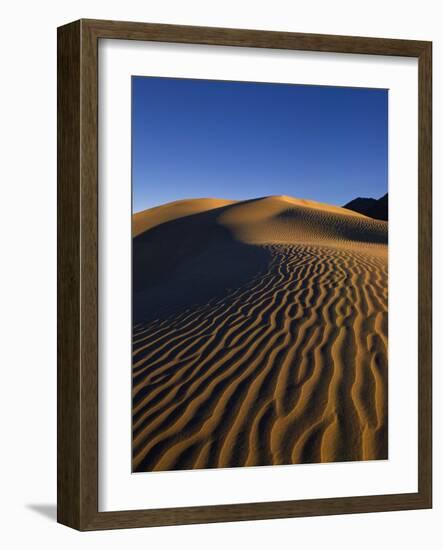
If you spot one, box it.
[132,196,388,472]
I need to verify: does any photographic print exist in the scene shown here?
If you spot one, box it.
[131,77,388,473]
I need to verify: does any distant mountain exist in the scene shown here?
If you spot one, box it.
[343,193,388,221]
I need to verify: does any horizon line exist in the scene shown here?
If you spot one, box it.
[132,192,388,215]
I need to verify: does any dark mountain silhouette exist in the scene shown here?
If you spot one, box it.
[343,193,388,221]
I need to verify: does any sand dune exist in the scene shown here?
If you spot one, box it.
[133,197,237,236]
[132,196,388,471]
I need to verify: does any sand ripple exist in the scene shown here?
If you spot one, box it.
[132,196,388,472]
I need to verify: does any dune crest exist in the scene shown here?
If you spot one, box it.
[218,196,387,250]
[132,195,388,472]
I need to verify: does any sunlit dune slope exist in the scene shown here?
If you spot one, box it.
[132,195,388,472]
[218,195,387,249]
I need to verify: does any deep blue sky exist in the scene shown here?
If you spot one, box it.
[132,76,387,213]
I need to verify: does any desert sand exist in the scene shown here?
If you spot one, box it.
[132,196,388,472]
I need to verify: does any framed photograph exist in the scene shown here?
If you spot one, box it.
[57,19,432,530]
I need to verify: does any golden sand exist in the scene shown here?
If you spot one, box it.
[132,196,388,471]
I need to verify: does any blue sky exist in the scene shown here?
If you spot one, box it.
[132,76,387,213]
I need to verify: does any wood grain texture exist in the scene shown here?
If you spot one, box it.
[84,18,428,56]
[79,17,99,528]
[57,20,81,528]
[57,19,432,531]
[418,42,432,505]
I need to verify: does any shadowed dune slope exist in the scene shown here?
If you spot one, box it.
[133,197,237,236]
[132,196,388,471]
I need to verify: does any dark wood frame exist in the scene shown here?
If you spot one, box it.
[57,18,432,531]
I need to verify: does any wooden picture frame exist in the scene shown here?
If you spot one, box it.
[57,19,432,530]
